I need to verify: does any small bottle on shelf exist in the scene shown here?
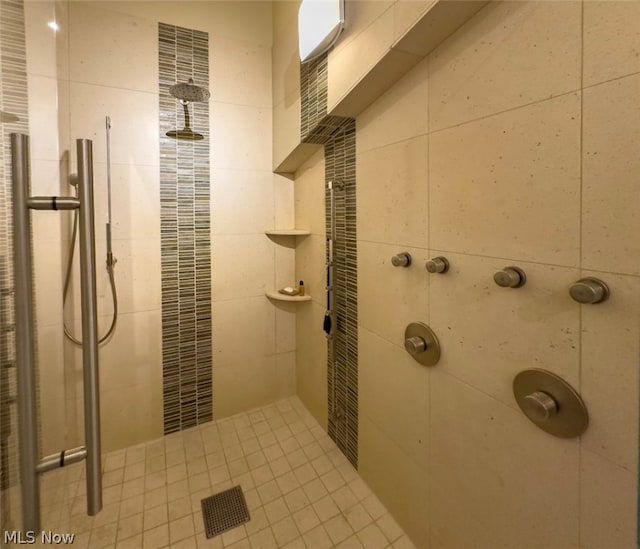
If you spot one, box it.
[298,280,305,296]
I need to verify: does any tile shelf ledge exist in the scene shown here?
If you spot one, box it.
[264,229,311,236]
[272,0,488,176]
[265,291,312,302]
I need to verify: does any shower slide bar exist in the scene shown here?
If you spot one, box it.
[324,179,344,423]
[11,134,102,532]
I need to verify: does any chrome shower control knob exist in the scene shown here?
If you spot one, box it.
[404,336,427,355]
[426,256,449,274]
[391,252,412,267]
[494,266,526,288]
[522,391,558,422]
[569,277,610,304]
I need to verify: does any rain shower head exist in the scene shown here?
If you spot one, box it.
[165,100,204,141]
[169,78,210,103]
[166,128,204,141]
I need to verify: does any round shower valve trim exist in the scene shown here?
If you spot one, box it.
[494,266,526,288]
[569,277,609,304]
[404,322,441,366]
[426,256,449,274]
[513,369,588,438]
[391,252,412,267]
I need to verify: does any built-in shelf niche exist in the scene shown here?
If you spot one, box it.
[266,228,311,304]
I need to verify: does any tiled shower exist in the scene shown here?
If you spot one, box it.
[1,0,639,548]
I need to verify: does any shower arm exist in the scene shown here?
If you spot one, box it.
[181,100,192,130]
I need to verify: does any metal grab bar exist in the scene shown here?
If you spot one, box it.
[77,138,102,517]
[10,134,102,532]
[11,133,40,532]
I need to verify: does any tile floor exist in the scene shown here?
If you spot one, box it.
[37,397,416,548]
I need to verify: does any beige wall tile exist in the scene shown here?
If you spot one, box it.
[272,16,300,108]
[356,56,428,153]
[430,371,579,549]
[37,325,66,454]
[580,449,638,549]
[333,1,394,55]
[91,162,160,241]
[211,169,275,235]
[357,241,429,347]
[393,0,436,44]
[359,327,429,465]
[70,310,164,451]
[212,102,272,171]
[213,355,278,418]
[584,1,640,87]
[25,1,58,79]
[357,135,428,247]
[69,82,159,167]
[28,74,60,162]
[33,236,63,328]
[212,36,272,109]
[295,302,328,429]
[107,238,161,315]
[98,1,272,47]
[295,234,325,309]
[54,0,70,82]
[429,1,580,131]
[328,5,395,112]
[56,75,70,153]
[294,150,325,236]
[276,351,297,399]
[582,74,640,275]
[63,237,161,320]
[275,244,296,291]
[69,3,157,93]
[30,160,63,250]
[273,96,302,170]
[429,93,581,266]
[580,272,640,471]
[212,297,276,368]
[274,174,295,229]
[211,234,274,300]
[272,0,299,38]
[101,380,163,451]
[429,252,580,409]
[64,310,162,393]
[275,303,297,354]
[359,416,428,548]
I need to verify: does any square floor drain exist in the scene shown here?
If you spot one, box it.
[201,485,251,539]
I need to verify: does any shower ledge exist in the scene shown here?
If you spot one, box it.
[265,229,310,236]
[266,291,312,302]
[273,0,488,176]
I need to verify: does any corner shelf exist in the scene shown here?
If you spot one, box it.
[265,291,311,302]
[264,229,310,236]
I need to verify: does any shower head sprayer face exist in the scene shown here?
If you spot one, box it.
[165,128,204,141]
[169,78,210,103]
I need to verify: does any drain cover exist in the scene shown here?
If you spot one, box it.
[201,485,251,539]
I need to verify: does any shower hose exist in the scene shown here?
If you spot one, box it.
[62,207,118,345]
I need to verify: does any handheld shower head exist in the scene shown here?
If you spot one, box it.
[169,78,210,103]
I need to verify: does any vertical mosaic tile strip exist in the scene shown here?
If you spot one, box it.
[324,121,358,468]
[300,53,328,141]
[299,52,352,145]
[0,0,29,530]
[301,51,358,468]
[159,23,212,433]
